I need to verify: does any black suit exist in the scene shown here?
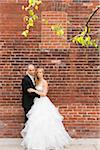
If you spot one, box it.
[22,75,40,122]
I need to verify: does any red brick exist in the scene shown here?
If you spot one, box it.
[0,0,99,138]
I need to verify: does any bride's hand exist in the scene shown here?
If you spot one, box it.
[27,88,35,93]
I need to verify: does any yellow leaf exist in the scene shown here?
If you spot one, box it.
[29,18,34,26]
[35,5,38,10]
[51,25,55,30]
[22,30,29,37]
[25,4,31,11]
[25,6,29,11]
[56,29,64,36]
[29,10,34,16]
[22,5,25,10]
[23,16,29,22]
[29,0,35,6]
[27,24,30,29]
[36,0,42,5]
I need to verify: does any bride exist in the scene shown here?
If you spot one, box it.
[21,68,72,150]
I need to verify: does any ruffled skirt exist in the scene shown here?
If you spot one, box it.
[21,96,72,150]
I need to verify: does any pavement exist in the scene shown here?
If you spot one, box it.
[0,138,100,150]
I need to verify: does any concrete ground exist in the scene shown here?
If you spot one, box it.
[0,138,100,150]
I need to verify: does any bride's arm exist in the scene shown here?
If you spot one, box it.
[28,81,48,96]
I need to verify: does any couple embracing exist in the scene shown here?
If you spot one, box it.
[21,64,72,150]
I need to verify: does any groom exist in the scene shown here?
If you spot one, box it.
[22,64,40,123]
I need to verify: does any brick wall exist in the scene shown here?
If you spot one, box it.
[0,0,100,138]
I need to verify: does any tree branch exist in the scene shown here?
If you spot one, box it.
[85,6,100,34]
[86,6,100,27]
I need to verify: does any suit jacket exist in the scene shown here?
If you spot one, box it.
[22,75,40,109]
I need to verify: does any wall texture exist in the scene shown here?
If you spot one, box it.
[0,0,100,138]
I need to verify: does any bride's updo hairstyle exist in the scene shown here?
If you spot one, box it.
[35,68,44,85]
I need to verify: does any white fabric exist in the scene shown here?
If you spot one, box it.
[21,81,72,150]
[27,73,35,85]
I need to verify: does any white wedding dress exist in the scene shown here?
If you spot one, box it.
[21,81,72,150]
